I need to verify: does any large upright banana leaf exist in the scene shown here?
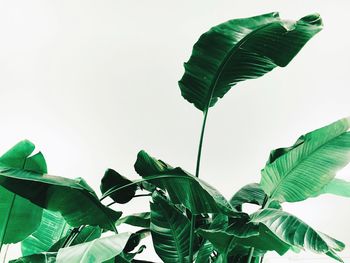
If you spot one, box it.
[260,118,350,203]
[251,208,345,262]
[21,210,70,256]
[134,150,238,216]
[0,168,122,231]
[179,12,322,111]
[150,192,197,263]
[0,140,46,247]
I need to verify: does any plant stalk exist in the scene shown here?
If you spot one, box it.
[189,109,209,262]
[247,247,255,263]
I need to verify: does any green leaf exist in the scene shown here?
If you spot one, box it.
[123,229,150,253]
[229,183,266,211]
[197,217,290,257]
[100,169,136,204]
[48,225,102,252]
[195,241,214,263]
[115,212,151,228]
[315,178,350,198]
[150,192,199,263]
[251,208,345,262]
[260,118,350,203]
[178,12,322,111]
[21,210,70,256]
[134,150,238,216]
[0,168,122,231]
[0,140,45,247]
[9,252,57,263]
[56,232,131,263]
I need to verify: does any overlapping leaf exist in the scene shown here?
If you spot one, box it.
[0,140,45,246]
[100,169,136,204]
[251,208,345,262]
[56,232,131,263]
[150,192,198,263]
[315,178,350,198]
[179,12,322,111]
[0,168,122,231]
[134,150,238,216]
[9,252,57,263]
[260,118,350,203]
[21,210,70,256]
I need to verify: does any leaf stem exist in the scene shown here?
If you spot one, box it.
[247,247,255,263]
[189,109,209,262]
[107,193,152,207]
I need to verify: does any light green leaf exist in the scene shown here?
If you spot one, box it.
[251,208,345,262]
[49,226,102,252]
[150,192,198,263]
[0,140,45,247]
[260,118,350,203]
[21,210,70,256]
[56,232,131,263]
[315,178,350,198]
[0,168,122,231]
[115,212,150,228]
[179,12,322,111]
[134,150,238,216]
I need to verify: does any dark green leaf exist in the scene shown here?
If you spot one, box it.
[150,192,199,263]
[198,214,290,257]
[0,168,122,231]
[260,118,350,203]
[179,12,322,111]
[0,140,45,246]
[230,183,266,211]
[134,150,238,216]
[9,252,57,263]
[21,210,70,256]
[56,232,131,263]
[115,212,151,228]
[124,229,150,253]
[251,208,345,262]
[100,169,136,204]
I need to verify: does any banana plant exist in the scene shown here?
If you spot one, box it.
[2,11,350,263]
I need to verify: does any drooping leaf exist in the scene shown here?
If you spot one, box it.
[314,178,350,198]
[100,168,136,204]
[150,192,199,263]
[115,212,151,228]
[134,150,238,216]
[251,208,345,262]
[179,12,322,111]
[0,168,122,231]
[21,210,70,256]
[56,232,131,263]
[9,252,57,263]
[0,140,45,246]
[49,225,102,252]
[230,183,266,211]
[197,217,290,257]
[260,118,350,203]
[123,229,150,253]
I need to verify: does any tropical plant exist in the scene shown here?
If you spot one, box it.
[1,11,349,263]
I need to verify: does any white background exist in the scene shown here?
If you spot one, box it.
[0,0,350,262]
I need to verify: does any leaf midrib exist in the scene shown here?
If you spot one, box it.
[268,133,348,201]
[203,21,280,111]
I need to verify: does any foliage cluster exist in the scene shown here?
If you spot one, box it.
[1,12,350,263]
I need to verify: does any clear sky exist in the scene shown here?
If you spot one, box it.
[0,0,349,262]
